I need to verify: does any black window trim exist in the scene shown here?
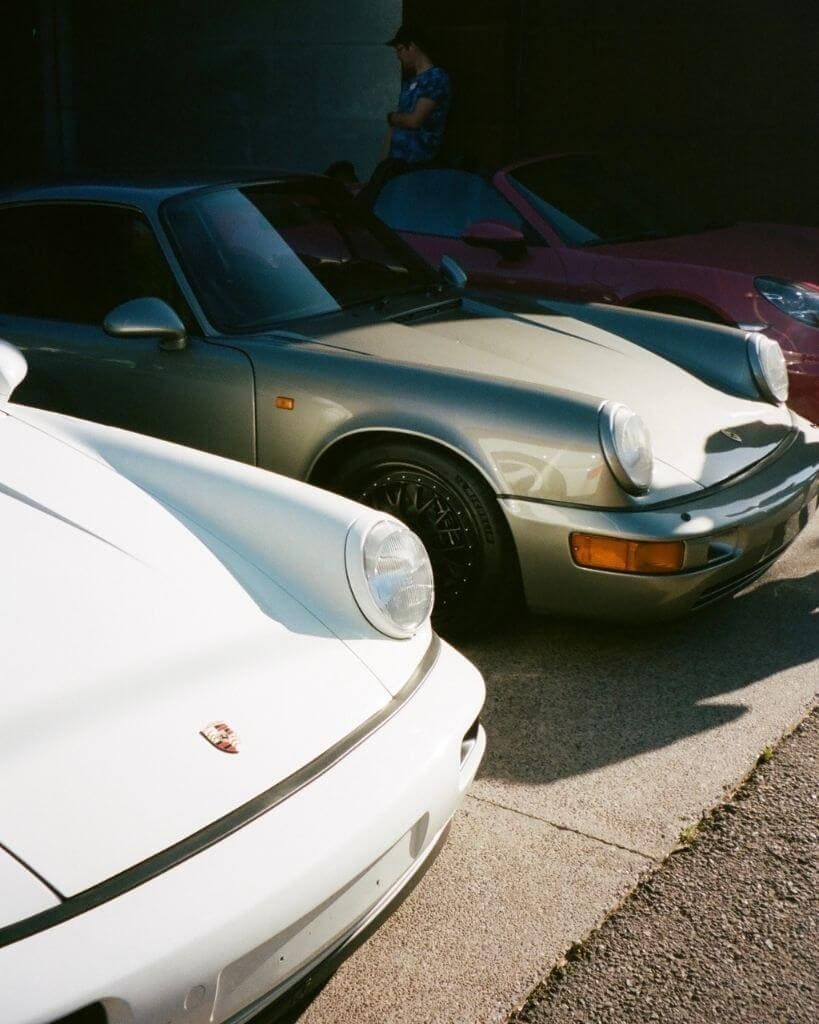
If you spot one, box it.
[0,198,203,334]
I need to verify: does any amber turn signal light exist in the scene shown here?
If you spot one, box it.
[275,396,295,410]
[570,533,685,574]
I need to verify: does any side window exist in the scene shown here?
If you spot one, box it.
[374,170,527,239]
[0,203,194,327]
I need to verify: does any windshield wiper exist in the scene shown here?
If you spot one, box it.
[344,280,448,312]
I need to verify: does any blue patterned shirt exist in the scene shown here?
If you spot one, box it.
[390,66,451,163]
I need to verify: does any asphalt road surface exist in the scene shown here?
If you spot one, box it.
[510,708,818,1024]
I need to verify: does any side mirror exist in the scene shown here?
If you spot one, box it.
[462,220,526,261]
[440,255,467,289]
[0,339,27,402]
[103,297,187,352]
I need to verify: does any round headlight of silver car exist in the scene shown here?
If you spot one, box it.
[345,518,435,638]
[599,401,653,496]
[746,332,789,405]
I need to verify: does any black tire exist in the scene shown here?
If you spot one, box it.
[635,298,723,324]
[330,440,519,636]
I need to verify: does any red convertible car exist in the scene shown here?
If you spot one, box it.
[372,153,819,424]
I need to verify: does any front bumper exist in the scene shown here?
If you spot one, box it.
[230,819,453,1024]
[503,425,819,620]
[2,639,485,1024]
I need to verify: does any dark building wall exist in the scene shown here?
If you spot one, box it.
[12,0,401,181]
[406,0,819,225]
[0,6,48,184]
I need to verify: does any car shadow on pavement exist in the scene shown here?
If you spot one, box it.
[463,567,818,788]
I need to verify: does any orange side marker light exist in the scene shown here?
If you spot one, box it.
[570,533,685,574]
[275,396,295,411]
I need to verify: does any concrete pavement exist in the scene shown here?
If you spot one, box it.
[301,518,818,1024]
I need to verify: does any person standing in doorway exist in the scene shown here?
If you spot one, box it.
[385,24,450,165]
[358,24,450,205]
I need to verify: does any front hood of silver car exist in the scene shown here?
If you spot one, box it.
[0,411,392,897]
[315,299,792,491]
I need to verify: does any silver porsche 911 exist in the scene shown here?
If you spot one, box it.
[0,175,816,632]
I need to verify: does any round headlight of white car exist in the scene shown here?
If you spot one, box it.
[746,332,789,405]
[599,401,654,496]
[345,519,435,638]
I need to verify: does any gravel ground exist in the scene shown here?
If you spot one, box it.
[509,707,819,1024]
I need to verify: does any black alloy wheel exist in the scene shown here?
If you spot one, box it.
[331,440,519,635]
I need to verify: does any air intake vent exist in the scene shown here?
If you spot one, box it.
[53,1003,107,1024]
[461,716,480,765]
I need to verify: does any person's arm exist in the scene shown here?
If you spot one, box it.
[387,97,437,132]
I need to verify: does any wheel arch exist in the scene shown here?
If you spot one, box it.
[308,426,503,495]
[308,426,525,627]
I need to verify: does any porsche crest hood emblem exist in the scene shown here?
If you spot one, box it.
[200,721,241,754]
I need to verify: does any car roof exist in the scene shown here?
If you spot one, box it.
[0,170,326,211]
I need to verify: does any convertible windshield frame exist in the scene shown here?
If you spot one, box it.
[161,178,439,334]
[507,155,717,248]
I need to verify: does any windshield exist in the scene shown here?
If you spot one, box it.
[509,155,724,246]
[163,180,437,331]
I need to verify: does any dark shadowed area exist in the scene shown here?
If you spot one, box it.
[469,569,818,790]
[4,2,817,229]
[406,0,819,226]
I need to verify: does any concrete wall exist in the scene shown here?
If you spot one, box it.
[56,0,401,179]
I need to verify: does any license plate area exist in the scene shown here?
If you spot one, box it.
[213,814,430,1022]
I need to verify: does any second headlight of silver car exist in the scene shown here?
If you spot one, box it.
[746,330,790,404]
[598,401,654,496]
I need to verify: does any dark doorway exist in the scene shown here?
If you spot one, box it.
[405,0,819,226]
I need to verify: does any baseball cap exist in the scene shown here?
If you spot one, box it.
[386,24,434,51]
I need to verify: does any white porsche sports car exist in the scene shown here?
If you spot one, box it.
[0,340,486,1024]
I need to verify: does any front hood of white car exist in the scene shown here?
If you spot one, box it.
[0,411,392,897]
[316,300,792,490]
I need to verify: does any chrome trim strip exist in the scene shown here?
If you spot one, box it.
[0,635,442,949]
